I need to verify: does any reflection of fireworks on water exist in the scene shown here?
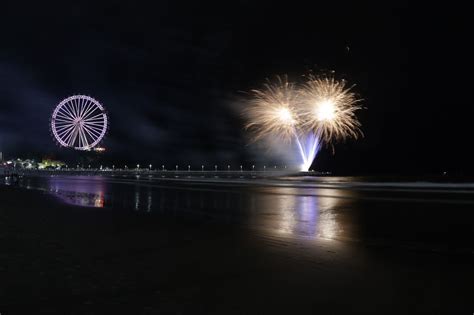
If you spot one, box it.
[272,193,340,240]
[244,74,362,171]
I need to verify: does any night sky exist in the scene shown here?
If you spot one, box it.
[0,3,471,174]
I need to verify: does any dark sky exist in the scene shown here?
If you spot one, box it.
[0,2,471,174]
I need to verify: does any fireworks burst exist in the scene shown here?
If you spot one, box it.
[244,74,362,171]
[244,76,300,142]
[300,76,362,144]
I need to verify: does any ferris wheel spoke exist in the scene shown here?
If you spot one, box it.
[55,124,74,130]
[80,131,86,148]
[84,113,105,122]
[79,127,91,147]
[82,103,97,119]
[56,124,75,133]
[84,121,105,128]
[77,97,85,118]
[55,113,74,121]
[84,120,105,126]
[84,115,105,121]
[71,128,80,147]
[84,126,96,139]
[77,128,82,148]
[81,97,89,117]
[57,126,76,140]
[85,99,96,116]
[55,123,75,129]
[83,122,102,132]
[84,123,102,134]
[82,101,98,120]
[58,122,75,133]
[57,109,75,120]
[58,130,75,143]
[65,125,77,142]
[84,114,104,120]
[55,121,75,128]
[74,98,81,118]
[87,125,104,134]
[69,100,78,119]
[84,105,104,120]
[55,124,75,131]
[83,129,102,144]
[83,124,102,137]
[83,118,104,125]
[79,127,88,148]
[79,98,90,120]
[80,99,94,119]
[54,117,75,124]
[82,107,100,120]
[84,124,104,135]
[82,125,97,140]
[64,102,77,119]
[65,126,77,146]
[60,105,76,120]
[76,99,83,118]
[80,129,87,148]
[72,99,80,118]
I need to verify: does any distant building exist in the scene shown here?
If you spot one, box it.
[6,158,39,169]
[0,152,3,162]
[38,159,65,169]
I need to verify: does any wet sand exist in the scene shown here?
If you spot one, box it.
[1,184,473,314]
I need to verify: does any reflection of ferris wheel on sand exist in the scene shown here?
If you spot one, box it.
[51,95,108,151]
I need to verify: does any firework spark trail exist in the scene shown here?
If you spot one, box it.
[297,132,321,171]
[245,74,362,171]
[293,130,308,167]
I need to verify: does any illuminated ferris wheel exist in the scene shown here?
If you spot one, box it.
[51,95,108,150]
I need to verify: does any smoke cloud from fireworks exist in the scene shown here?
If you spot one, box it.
[244,75,362,171]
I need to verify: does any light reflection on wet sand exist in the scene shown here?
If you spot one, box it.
[7,174,474,251]
[8,175,356,242]
[247,190,345,240]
